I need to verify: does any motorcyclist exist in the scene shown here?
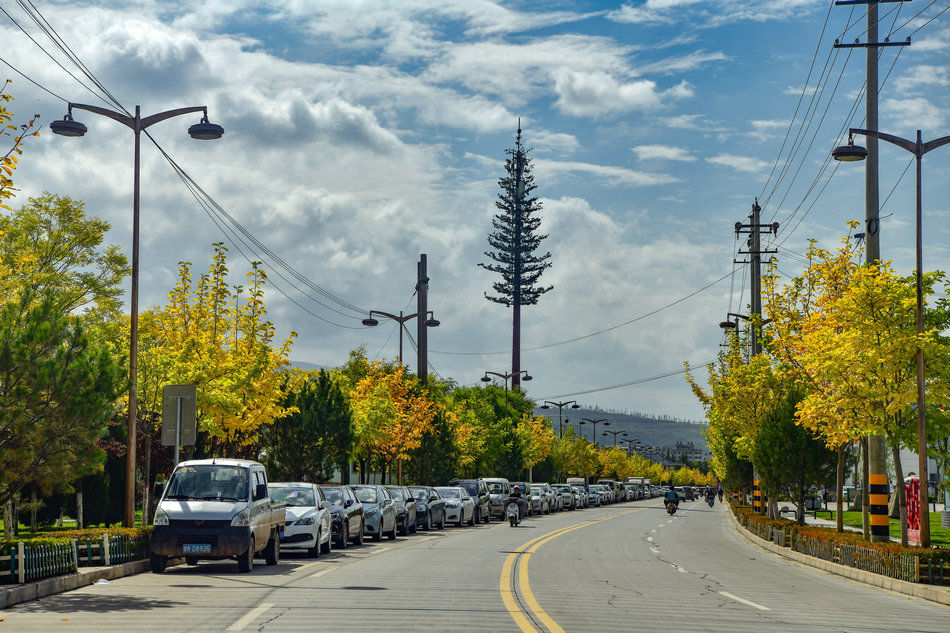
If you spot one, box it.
[717,487,724,503]
[705,487,716,505]
[507,485,527,520]
[664,483,680,509]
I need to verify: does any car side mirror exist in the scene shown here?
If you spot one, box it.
[255,483,267,501]
[321,500,331,510]
[153,482,164,499]
[430,495,439,502]
[344,499,353,507]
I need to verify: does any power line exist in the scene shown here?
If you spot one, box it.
[534,364,709,400]
[0,54,67,101]
[430,268,739,356]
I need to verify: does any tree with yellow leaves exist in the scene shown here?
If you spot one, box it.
[515,412,555,479]
[0,81,39,211]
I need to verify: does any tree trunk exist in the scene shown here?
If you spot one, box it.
[3,499,14,540]
[836,445,845,532]
[76,489,84,530]
[862,437,870,540]
[889,434,908,547]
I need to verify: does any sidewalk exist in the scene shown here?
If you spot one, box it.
[0,559,150,609]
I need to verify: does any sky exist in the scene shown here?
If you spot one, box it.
[3,0,950,421]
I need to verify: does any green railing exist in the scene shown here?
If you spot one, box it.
[3,533,150,584]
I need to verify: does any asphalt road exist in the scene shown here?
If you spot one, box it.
[1,498,948,632]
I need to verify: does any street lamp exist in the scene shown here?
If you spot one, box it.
[362,309,439,369]
[580,418,608,445]
[540,400,580,437]
[833,127,950,548]
[481,370,532,419]
[603,430,628,447]
[51,102,223,528]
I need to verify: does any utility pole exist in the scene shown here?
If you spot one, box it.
[834,0,910,543]
[416,254,429,386]
[735,199,778,514]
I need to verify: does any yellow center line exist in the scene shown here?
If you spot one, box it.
[500,509,643,632]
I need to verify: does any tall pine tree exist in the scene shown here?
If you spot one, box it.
[479,122,552,390]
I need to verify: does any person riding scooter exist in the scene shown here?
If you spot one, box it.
[664,483,680,511]
[507,485,527,521]
[706,487,716,507]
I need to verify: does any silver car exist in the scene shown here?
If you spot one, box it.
[551,484,576,510]
[530,485,551,514]
[352,485,397,541]
[572,485,589,508]
[436,486,476,526]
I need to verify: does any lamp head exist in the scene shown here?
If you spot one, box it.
[424,318,440,327]
[831,139,867,162]
[523,374,532,382]
[571,403,580,409]
[540,404,550,409]
[480,375,491,383]
[188,113,224,140]
[719,320,737,330]
[362,317,379,327]
[50,112,86,137]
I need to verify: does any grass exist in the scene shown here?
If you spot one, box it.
[835,510,950,548]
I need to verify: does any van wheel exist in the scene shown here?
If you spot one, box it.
[238,537,255,573]
[264,532,280,566]
[150,553,166,574]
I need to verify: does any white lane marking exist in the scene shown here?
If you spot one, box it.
[227,603,274,631]
[650,546,660,554]
[309,567,334,578]
[667,519,673,524]
[719,591,771,611]
[649,529,656,534]
[676,565,688,573]
[646,536,654,542]
[370,547,391,554]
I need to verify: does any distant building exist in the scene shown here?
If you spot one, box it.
[661,441,709,463]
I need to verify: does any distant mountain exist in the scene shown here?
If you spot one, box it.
[290,360,324,371]
[534,406,707,453]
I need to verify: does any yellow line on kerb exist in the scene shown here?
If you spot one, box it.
[500,509,643,632]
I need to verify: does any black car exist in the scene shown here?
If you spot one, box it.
[385,485,418,536]
[320,485,365,548]
[408,486,446,530]
[449,478,491,524]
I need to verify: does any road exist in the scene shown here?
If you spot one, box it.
[1,498,948,631]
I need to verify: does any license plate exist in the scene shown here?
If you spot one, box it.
[182,544,211,554]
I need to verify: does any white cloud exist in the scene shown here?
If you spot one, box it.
[609,0,820,27]
[706,153,764,173]
[552,69,691,117]
[534,160,678,186]
[914,28,950,52]
[882,97,945,131]
[894,66,950,91]
[783,84,818,96]
[632,144,696,161]
[530,130,581,156]
[660,114,730,133]
[638,51,729,75]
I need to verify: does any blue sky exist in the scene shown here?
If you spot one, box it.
[3,0,949,421]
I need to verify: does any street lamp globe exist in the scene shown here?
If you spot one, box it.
[571,403,580,409]
[50,113,87,137]
[425,318,440,327]
[188,114,225,140]
[831,140,868,162]
[362,317,379,327]
[523,374,533,382]
[480,375,492,383]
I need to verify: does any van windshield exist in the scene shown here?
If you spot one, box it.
[165,465,249,501]
[486,482,506,494]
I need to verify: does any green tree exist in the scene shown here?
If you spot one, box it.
[262,369,352,483]
[0,81,40,210]
[0,288,125,507]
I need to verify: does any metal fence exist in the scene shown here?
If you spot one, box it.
[3,533,150,584]
[839,544,918,583]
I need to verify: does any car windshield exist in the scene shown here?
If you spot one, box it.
[486,482,506,494]
[321,487,343,505]
[164,465,248,501]
[437,488,460,499]
[269,487,315,507]
[353,487,378,503]
[386,487,406,501]
[459,482,478,495]
[409,488,429,500]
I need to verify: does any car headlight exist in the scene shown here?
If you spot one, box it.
[447,502,459,508]
[365,509,377,518]
[153,507,169,526]
[230,508,251,526]
[416,503,426,512]
[295,516,315,526]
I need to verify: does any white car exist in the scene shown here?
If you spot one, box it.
[268,482,332,557]
[436,486,476,526]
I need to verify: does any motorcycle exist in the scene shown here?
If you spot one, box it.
[707,496,715,508]
[666,501,678,516]
[506,501,521,527]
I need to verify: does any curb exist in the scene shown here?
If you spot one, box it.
[726,509,950,608]
[1,559,151,610]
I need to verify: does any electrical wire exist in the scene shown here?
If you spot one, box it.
[429,268,739,356]
[534,364,710,400]
[0,54,68,101]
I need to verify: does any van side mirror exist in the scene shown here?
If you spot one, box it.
[255,483,267,500]
[153,482,165,499]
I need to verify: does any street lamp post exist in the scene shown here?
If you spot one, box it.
[481,370,532,419]
[833,127,950,548]
[580,418,608,445]
[51,103,224,528]
[603,430,628,447]
[540,400,580,437]
[362,309,439,369]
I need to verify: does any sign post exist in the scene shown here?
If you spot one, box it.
[161,384,197,466]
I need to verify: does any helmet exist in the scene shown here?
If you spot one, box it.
[513,486,520,493]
